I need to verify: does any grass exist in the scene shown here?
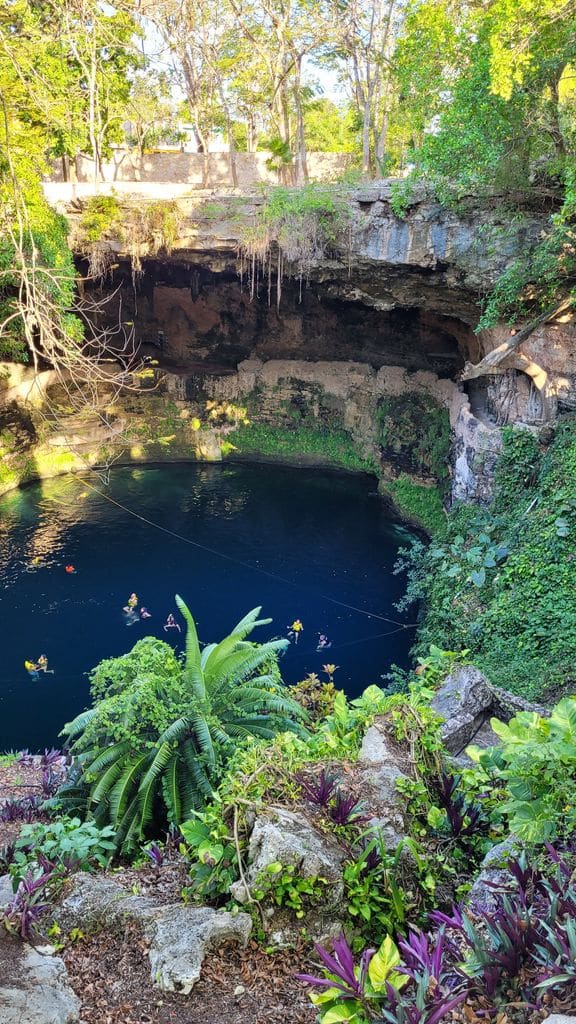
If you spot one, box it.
[228,422,377,474]
[383,475,448,537]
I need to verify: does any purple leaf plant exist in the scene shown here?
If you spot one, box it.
[296,769,340,808]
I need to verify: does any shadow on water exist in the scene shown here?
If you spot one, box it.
[0,462,417,751]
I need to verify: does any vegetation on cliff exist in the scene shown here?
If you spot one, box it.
[398,419,576,700]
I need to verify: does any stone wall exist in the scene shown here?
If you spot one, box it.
[47,151,352,186]
[192,355,467,451]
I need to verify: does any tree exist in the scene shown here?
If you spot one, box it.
[57,602,304,852]
[0,0,143,445]
[58,0,142,181]
[321,0,403,175]
[124,71,184,155]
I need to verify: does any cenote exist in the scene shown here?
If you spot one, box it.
[0,462,416,751]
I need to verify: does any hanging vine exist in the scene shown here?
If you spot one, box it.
[237,184,351,308]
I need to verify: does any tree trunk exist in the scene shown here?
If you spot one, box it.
[461,298,574,380]
[292,60,308,185]
[362,100,371,177]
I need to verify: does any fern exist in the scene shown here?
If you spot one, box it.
[60,600,304,852]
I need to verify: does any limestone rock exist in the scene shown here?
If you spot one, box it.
[56,874,157,934]
[0,932,79,1024]
[431,665,494,754]
[143,905,252,994]
[542,1016,576,1023]
[357,720,409,850]
[230,806,346,904]
[491,686,549,720]
[0,874,14,911]
[56,873,252,994]
[468,836,522,914]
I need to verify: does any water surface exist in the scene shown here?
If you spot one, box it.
[0,463,415,750]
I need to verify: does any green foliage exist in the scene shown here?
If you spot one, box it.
[239,184,350,289]
[180,800,238,902]
[56,605,302,853]
[491,427,542,511]
[252,862,329,919]
[78,196,121,244]
[228,422,377,474]
[291,674,338,721]
[11,817,116,885]
[402,421,576,698]
[375,393,452,488]
[343,837,416,943]
[389,181,414,220]
[478,185,576,327]
[179,684,396,908]
[470,697,576,842]
[383,476,447,537]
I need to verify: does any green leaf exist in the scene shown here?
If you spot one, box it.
[368,935,401,992]
[470,568,486,587]
[320,1004,361,1023]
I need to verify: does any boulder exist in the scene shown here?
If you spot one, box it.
[0,932,79,1023]
[467,836,523,914]
[56,873,252,994]
[357,720,408,848]
[56,874,157,934]
[143,905,252,994]
[542,1017,576,1023]
[491,686,549,720]
[0,874,14,911]
[230,806,346,905]
[431,666,494,754]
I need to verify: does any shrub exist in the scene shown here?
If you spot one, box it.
[469,696,576,842]
[12,817,116,884]
[56,602,303,853]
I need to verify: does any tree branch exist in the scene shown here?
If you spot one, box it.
[461,297,574,381]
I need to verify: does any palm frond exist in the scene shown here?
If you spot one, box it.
[116,795,143,854]
[177,754,199,819]
[200,643,217,670]
[189,711,216,767]
[61,707,98,740]
[207,643,285,698]
[175,594,202,681]
[109,752,151,826]
[161,753,182,825]
[158,715,193,745]
[202,607,273,677]
[137,741,174,832]
[90,755,129,807]
[83,740,133,778]
[182,739,214,801]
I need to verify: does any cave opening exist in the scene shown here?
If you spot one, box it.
[79,257,475,380]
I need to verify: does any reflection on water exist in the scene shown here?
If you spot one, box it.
[0,463,415,750]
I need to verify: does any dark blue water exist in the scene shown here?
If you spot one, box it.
[0,463,416,751]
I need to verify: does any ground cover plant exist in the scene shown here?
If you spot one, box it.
[298,844,576,1023]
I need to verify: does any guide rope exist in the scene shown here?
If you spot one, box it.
[74,476,418,631]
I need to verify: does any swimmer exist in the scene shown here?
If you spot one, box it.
[36,654,54,674]
[287,619,303,644]
[163,614,181,633]
[316,634,332,652]
[140,607,152,619]
[123,593,138,613]
[24,660,40,680]
[65,565,76,574]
